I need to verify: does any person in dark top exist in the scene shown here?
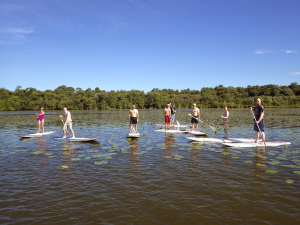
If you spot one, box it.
[250,98,265,143]
[170,103,176,126]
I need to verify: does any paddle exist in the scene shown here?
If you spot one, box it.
[60,117,71,139]
[175,115,180,126]
[188,114,217,133]
[250,109,266,148]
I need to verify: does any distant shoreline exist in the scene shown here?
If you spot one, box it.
[1,83,299,111]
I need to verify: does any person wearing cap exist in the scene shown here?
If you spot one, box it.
[188,103,200,131]
[163,104,171,130]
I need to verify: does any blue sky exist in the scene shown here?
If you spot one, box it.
[0,0,299,92]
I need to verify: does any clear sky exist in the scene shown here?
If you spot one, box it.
[0,0,299,92]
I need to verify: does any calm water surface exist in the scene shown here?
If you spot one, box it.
[0,109,300,224]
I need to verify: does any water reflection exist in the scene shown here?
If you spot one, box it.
[1,110,300,224]
[129,139,141,171]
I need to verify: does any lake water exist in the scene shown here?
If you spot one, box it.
[0,108,300,224]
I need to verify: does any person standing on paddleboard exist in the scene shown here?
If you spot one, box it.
[128,105,139,134]
[221,106,229,139]
[36,107,45,134]
[163,104,171,130]
[250,98,265,143]
[170,103,176,126]
[188,103,200,131]
[59,107,75,138]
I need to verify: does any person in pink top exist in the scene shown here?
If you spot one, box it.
[36,107,45,133]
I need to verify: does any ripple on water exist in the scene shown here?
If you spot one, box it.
[0,110,300,224]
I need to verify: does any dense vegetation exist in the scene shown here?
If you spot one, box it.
[0,83,300,111]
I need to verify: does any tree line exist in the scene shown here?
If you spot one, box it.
[0,83,300,111]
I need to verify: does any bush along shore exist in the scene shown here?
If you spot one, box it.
[1,83,300,111]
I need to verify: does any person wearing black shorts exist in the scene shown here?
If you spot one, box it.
[128,105,139,134]
[188,103,200,131]
[130,117,137,124]
[250,98,265,143]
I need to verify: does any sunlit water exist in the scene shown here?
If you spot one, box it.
[0,109,300,224]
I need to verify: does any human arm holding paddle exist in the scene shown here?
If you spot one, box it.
[250,107,264,124]
[250,98,266,145]
[188,103,200,131]
[59,107,75,139]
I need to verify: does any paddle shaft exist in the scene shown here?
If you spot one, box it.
[174,114,180,126]
[60,117,71,139]
[189,115,216,132]
[250,109,266,147]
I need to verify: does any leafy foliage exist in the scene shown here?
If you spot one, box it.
[0,83,300,111]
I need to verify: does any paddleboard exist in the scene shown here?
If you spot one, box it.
[187,137,262,143]
[127,133,140,138]
[188,131,208,136]
[187,137,224,143]
[155,124,189,128]
[223,141,291,147]
[154,129,188,133]
[22,131,57,138]
[54,137,100,142]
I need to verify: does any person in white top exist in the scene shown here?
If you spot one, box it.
[59,107,75,138]
[128,105,139,134]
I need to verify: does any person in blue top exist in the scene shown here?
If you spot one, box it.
[250,98,265,143]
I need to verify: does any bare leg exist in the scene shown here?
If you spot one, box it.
[63,129,66,138]
[37,120,41,133]
[165,122,167,131]
[130,124,132,133]
[69,128,75,138]
[167,122,170,130]
[255,131,259,143]
[195,123,198,131]
[41,120,44,133]
[135,124,138,133]
[261,131,265,142]
[224,122,229,139]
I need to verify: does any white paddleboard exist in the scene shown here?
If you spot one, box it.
[223,141,291,147]
[22,131,57,138]
[54,137,100,142]
[187,137,225,143]
[187,137,262,143]
[188,131,208,136]
[126,133,140,138]
[154,129,188,133]
[155,124,189,128]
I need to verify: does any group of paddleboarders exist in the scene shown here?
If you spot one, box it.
[162,99,264,143]
[35,98,265,143]
[36,106,75,138]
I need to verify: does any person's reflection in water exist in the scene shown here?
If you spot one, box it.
[164,133,174,155]
[62,141,75,159]
[163,133,176,172]
[37,135,46,152]
[129,139,141,171]
[34,136,46,180]
[254,146,266,176]
[220,146,231,184]
[252,146,267,205]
